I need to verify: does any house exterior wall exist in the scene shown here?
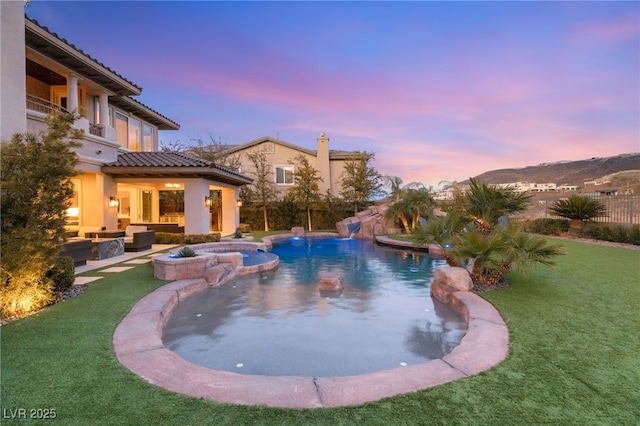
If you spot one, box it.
[4,11,248,237]
[232,135,352,198]
[1,1,27,141]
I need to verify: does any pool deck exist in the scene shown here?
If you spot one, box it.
[112,236,509,408]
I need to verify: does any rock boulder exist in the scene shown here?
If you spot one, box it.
[318,272,344,292]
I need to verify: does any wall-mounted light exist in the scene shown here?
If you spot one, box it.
[109,197,119,209]
[66,207,80,217]
[165,183,181,189]
[204,196,213,207]
[236,199,243,208]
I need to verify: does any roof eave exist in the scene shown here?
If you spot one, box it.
[223,136,316,157]
[102,166,253,186]
[109,97,180,130]
[25,18,142,96]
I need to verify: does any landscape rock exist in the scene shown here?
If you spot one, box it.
[204,264,235,287]
[318,272,343,292]
[430,267,473,304]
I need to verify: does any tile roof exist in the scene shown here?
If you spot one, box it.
[107,152,211,167]
[103,152,253,186]
[25,16,179,130]
[221,137,360,159]
[25,16,142,93]
[108,96,180,130]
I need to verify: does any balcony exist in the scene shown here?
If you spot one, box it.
[26,94,68,115]
[89,123,105,137]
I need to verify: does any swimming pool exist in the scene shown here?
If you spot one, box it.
[162,236,466,377]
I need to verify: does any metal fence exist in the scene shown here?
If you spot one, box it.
[514,193,640,225]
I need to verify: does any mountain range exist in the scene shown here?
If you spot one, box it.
[464,153,640,188]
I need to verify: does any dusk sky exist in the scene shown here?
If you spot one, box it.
[25,1,639,188]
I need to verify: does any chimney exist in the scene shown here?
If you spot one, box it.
[316,132,331,194]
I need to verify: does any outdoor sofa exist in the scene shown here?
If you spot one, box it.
[123,225,156,252]
[60,239,92,267]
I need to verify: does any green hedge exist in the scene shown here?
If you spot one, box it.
[582,223,640,245]
[240,204,354,232]
[154,232,221,244]
[519,218,570,236]
[519,218,639,245]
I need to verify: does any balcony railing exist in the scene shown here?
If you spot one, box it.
[26,94,69,115]
[89,123,105,137]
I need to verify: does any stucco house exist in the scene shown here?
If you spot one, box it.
[223,133,360,196]
[1,2,251,236]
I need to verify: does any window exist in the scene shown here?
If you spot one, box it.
[159,190,184,215]
[263,143,275,154]
[128,117,141,151]
[115,112,128,148]
[275,165,294,185]
[66,179,81,227]
[114,112,149,152]
[143,124,153,151]
[141,190,153,222]
[94,96,100,124]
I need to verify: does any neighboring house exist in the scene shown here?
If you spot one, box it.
[1,3,251,235]
[222,133,360,196]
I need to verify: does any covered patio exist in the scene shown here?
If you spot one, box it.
[101,152,252,235]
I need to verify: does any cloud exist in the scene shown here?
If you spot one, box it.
[568,13,640,48]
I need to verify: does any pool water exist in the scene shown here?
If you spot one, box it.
[162,237,466,377]
[240,249,278,266]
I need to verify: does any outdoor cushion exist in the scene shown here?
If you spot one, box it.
[125,225,147,237]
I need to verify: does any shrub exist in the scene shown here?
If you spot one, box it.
[175,247,197,258]
[520,218,570,236]
[154,232,184,244]
[46,256,75,297]
[184,233,220,244]
[1,112,82,319]
[0,269,53,319]
[234,228,243,238]
[155,233,221,244]
[583,223,640,245]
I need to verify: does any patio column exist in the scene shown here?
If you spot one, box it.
[221,187,240,236]
[98,92,109,125]
[66,74,79,114]
[183,180,211,235]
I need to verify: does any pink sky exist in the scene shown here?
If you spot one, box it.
[26,1,639,188]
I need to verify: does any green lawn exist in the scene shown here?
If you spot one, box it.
[1,239,638,425]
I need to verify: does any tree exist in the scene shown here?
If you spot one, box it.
[385,189,435,234]
[382,175,425,202]
[340,151,383,213]
[1,112,82,318]
[245,150,279,231]
[548,195,607,238]
[464,177,531,234]
[160,134,241,171]
[411,178,563,288]
[288,154,322,231]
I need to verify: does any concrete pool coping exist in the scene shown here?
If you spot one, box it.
[113,275,509,408]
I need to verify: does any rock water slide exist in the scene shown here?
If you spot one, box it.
[335,203,391,239]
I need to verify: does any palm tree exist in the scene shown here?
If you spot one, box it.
[548,195,607,238]
[383,176,426,202]
[384,189,434,234]
[411,178,563,288]
[464,178,531,234]
[411,214,467,266]
[451,225,563,286]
